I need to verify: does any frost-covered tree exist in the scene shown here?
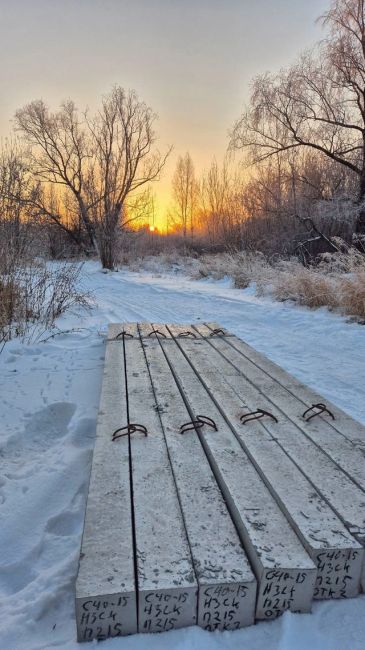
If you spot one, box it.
[172,153,198,239]
[230,0,365,232]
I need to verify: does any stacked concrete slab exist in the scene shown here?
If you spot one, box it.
[75,321,365,642]
[75,337,137,642]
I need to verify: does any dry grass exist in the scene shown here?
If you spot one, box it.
[266,264,340,310]
[338,272,365,321]
[122,245,365,322]
[191,251,273,289]
[263,245,365,320]
[269,266,365,321]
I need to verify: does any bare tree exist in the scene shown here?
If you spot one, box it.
[85,88,170,267]
[199,159,234,245]
[230,0,365,232]
[0,140,37,265]
[171,152,198,240]
[15,99,97,253]
[15,87,170,268]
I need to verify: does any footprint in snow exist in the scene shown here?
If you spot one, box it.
[23,402,76,445]
[1,402,77,464]
[70,417,96,448]
[45,510,81,537]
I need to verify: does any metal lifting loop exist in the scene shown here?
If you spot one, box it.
[112,423,148,440]
[178,331,197,338]
[209,328,226,337]
[196,415,218,429]
[302,403,335,422]
[114,331,134,340]
[179,415,218,435]
[240,409,278,425]
[148,329,167,338]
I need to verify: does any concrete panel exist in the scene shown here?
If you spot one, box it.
[75,337,137,642]
[122,336,198,633]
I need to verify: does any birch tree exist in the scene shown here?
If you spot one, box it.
[172,153,198,239]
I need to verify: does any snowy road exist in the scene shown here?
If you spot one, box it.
[1,262,365,650]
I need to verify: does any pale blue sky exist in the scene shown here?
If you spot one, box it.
[0,0,329,211]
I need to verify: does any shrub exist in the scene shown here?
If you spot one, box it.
[0,260,91,345]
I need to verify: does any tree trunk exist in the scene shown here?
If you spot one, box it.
[99,211,119,270]
[356,167,365,233]
[82,211,100,255]
[77,196,100,256]
[100,237,115,270]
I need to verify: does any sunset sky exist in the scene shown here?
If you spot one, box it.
[0,0,329,228]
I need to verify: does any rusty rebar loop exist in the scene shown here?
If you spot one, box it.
[148,329,167,338]
[112,423,148,440]
[178,331,197,338]
[240,409,278,425]
[209,328,226,337]
[302,403,335,422]
[114,331,134,340]
[179,415,218,435]
[196,415,218,429]
[180,421,202,434]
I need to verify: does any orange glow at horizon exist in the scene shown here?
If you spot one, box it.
[0,0,326,241]
[149,184,172,232]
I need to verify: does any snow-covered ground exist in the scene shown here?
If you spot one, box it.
[1,261,365,650]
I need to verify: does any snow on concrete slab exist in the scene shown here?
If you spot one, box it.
[75,339,137,641]
[122,336,197,633]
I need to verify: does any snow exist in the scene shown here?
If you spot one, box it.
[1,260,365,650]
